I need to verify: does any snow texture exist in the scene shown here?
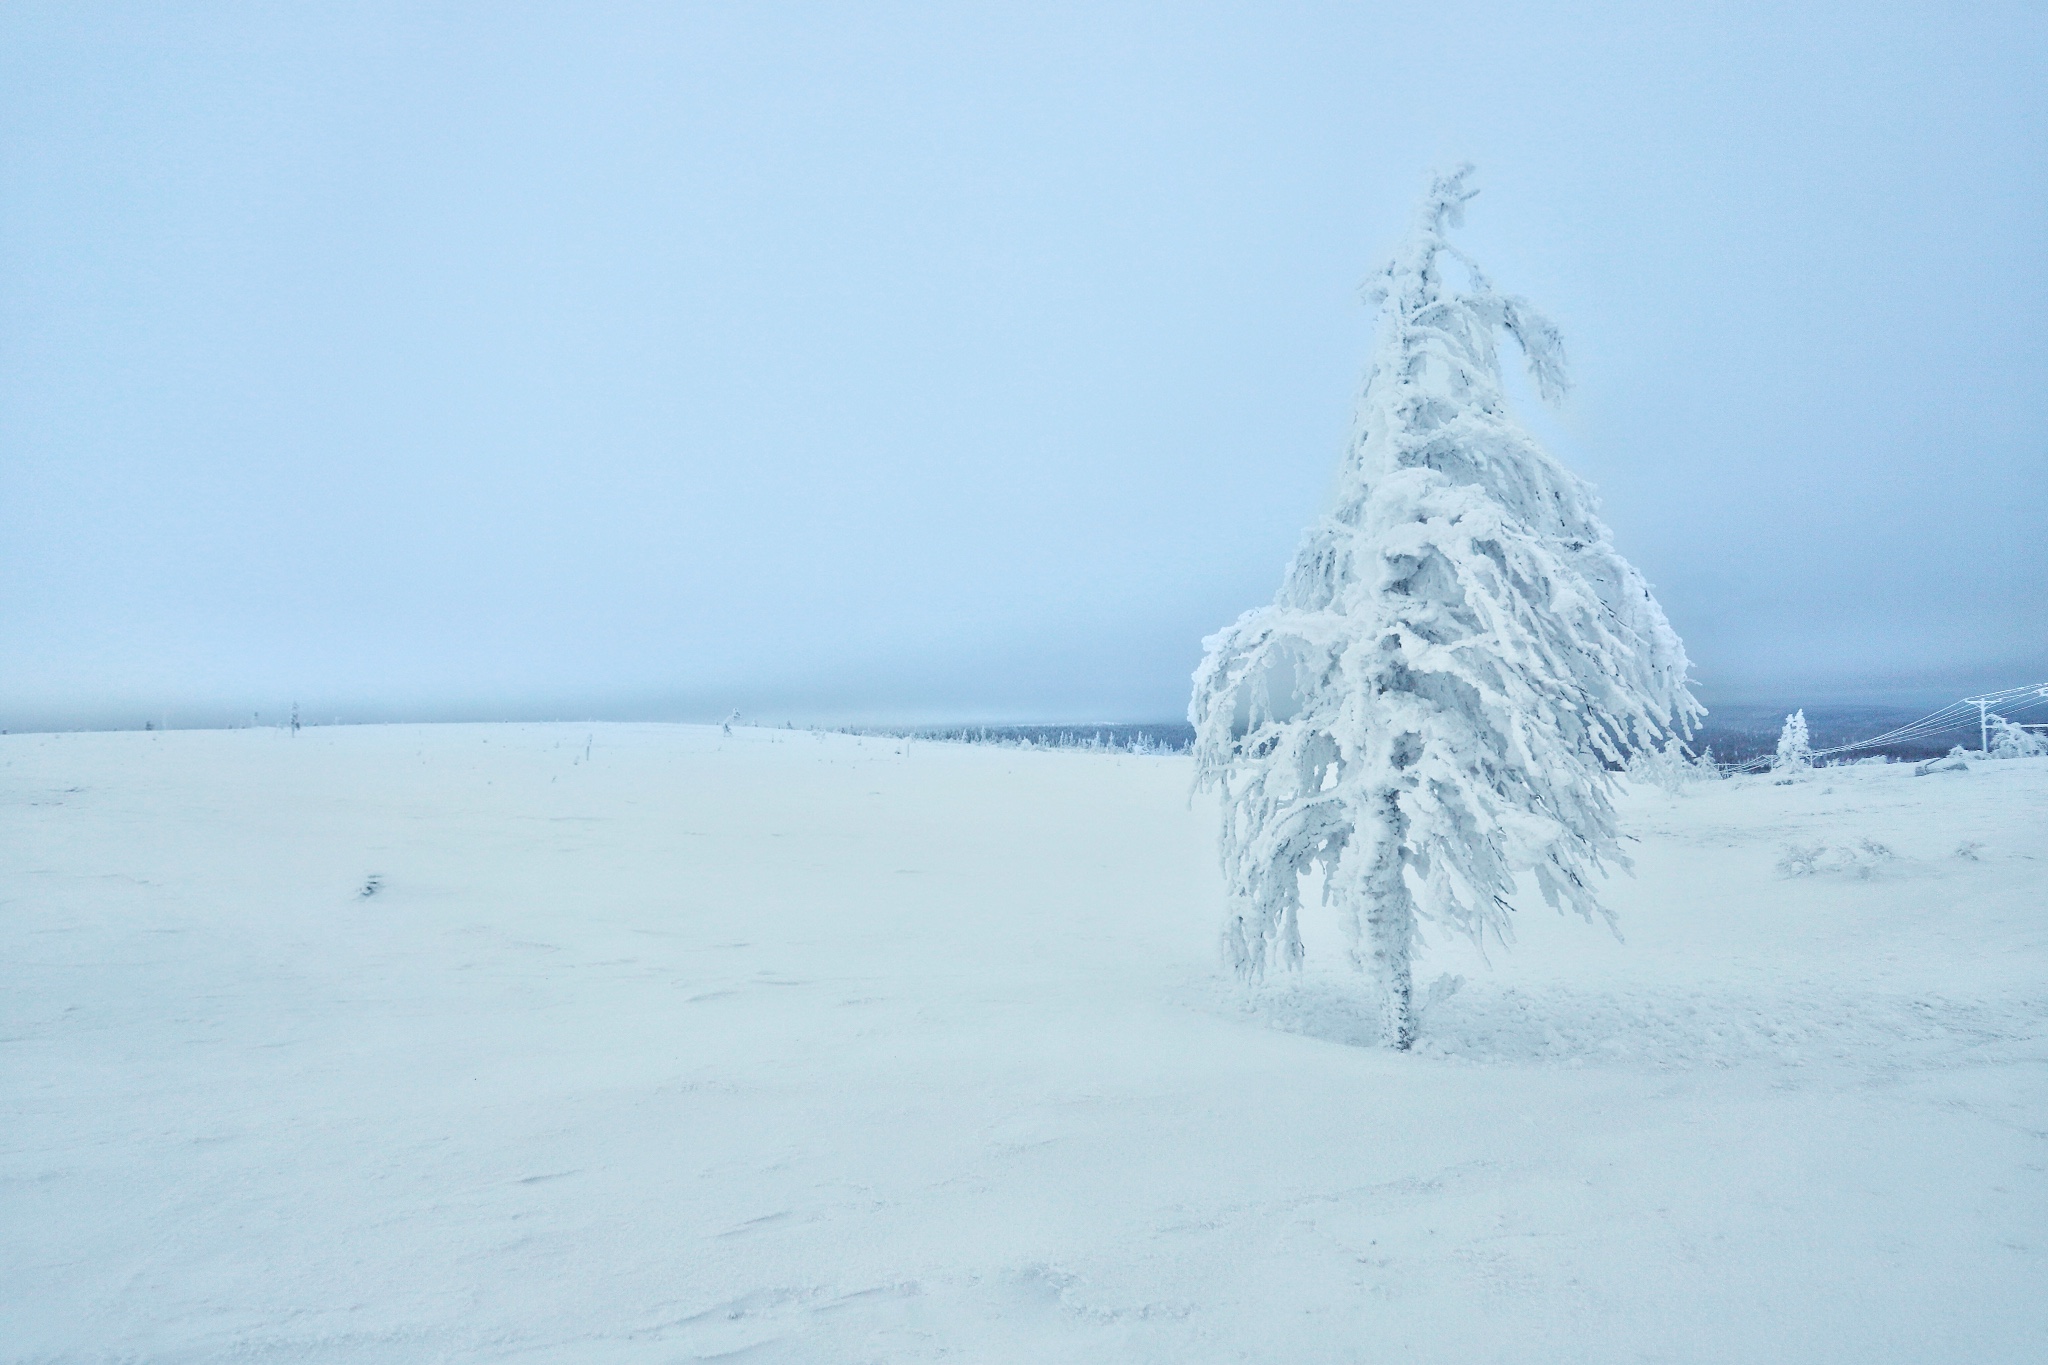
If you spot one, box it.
[1190,168,1699,1045]
[5,723,2044,1363]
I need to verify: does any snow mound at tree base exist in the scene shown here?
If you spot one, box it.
[1243,974,2048,1071]
[1239,756,2048,1074]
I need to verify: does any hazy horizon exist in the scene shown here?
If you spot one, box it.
[6,4,2044,733]
[6,686,2022,738]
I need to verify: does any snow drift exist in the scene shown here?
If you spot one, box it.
[2,724,2044,1362]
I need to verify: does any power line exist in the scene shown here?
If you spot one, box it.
[1718,683,2048,773]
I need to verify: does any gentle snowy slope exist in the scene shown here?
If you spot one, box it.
[3,725,2044,1362]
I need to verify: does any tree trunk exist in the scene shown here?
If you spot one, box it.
[1365,899,1415,1049]
[1361,790,1415,1050]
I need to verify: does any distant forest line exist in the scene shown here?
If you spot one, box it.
[860,704,1992,765]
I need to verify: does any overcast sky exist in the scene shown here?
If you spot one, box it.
[4,2,2043,729]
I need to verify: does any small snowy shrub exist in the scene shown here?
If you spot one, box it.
[1776,839,1894,879]
[1776,844,1826,877]
[1986,714,2047,759]
[1627,737,1712,794]
[1189,167,1699,1049]
[1772,710,1812,773]
[1419,972,1466,1014]
[1840,842,1895,879]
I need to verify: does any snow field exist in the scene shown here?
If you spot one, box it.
[3,724,2044,1362]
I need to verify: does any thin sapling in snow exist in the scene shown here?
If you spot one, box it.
[1190,167,1700,1049]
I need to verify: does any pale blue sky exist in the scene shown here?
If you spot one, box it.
[4,2,2043,728]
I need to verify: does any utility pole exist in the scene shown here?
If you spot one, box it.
[1965,694,1991,752]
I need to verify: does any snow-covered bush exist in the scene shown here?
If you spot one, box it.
[1985,714,2047,759]
[1189,167,1699,1049]
[1775,844,1827,877]
[1772,711,1812,772]
[1627,736,1715,794]
[1776,839,1895,880]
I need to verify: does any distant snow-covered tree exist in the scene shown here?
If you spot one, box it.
[1773,710,1812,772]
[1189,167,1700,1049]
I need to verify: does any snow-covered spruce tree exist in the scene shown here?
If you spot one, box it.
[1772,710,1812,771]
[1189,167,1699,1049]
